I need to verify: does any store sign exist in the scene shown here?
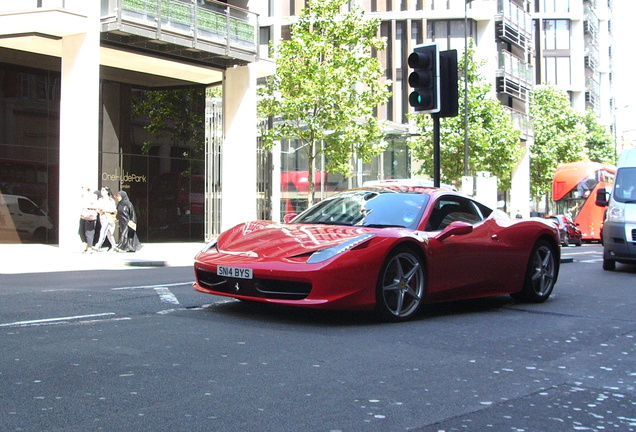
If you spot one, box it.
[102,168,147,184]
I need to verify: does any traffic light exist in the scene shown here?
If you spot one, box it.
[437,49,459,118]
[408,44,440,113]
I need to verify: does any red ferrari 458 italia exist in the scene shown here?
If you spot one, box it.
[194,186,560,321]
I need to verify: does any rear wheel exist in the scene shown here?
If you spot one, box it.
[375,247,425,322]
[562,233,569,247]
[511,240,557,303]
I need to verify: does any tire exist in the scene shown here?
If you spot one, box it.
[32,227,47,243]
[562,233,569,247]
[602,257,616,271]
[375,247,425,322]
[511,240,558,303]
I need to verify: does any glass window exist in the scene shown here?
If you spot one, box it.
[426,196,483,231]
[613,168,636,203]
[294,189,429,230]
[555,56,571,85]
[544,19,570,51]
[541,0,570,13]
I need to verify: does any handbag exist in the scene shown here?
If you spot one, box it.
[127,220,137,231]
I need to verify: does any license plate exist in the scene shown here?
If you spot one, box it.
[217,265,253,279]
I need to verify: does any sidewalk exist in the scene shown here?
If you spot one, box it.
[0,242,207,274]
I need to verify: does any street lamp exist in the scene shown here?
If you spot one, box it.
[464,0,474,177]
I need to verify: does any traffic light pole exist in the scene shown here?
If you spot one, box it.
[408,45,458,189]
[432,114,441,188]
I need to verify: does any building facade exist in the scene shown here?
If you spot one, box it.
[260,0,613,217]
[0,0,614,246]
[0,0,268,248]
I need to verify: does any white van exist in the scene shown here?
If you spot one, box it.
[0,194,54,242]
[596,148,636,270]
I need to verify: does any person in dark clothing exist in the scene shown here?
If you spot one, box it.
[114,190,142,252]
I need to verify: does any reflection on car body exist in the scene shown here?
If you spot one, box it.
[0,194,53,242]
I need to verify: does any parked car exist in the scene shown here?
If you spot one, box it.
[194,186,561,322]
[546,215,582,247]
[0,194,54,242]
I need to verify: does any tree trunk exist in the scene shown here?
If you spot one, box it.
[307,146,315,208]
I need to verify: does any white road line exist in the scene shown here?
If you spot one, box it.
[0,313,116,328]
[112,282,191,305]
[112,282,193,290]
[153,287,180,305]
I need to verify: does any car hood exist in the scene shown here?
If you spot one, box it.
[215,221,374,259]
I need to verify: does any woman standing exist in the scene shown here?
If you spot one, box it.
[114,190,142,252]
[79,186,98,253]
[94,186,117,251]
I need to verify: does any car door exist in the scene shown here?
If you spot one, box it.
[424,195,510,301]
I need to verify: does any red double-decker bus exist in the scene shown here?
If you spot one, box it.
[552,162,616,242]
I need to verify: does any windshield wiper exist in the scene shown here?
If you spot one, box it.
[362,223,406,228]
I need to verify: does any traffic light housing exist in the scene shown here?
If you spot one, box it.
[437,49,459,118]
[408,44,440,113]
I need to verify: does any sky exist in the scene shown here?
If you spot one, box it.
[610,1,636,139]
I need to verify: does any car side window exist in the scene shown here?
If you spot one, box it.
[425,196,483,231]
[18,198,42,216]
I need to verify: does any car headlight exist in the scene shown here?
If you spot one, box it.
[607,205,625,223]
[307,233,375,264]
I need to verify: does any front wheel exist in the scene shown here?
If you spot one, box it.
[511,240,558,303]
[375,248,425,322]
[602,256,616,271]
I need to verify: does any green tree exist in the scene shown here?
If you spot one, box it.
[132,87,205,158]
[408,45,522,190]
[258,0,390,205]
[582,109,615,164]
[529,85,587,197]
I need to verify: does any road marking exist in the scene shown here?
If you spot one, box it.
[112,282,192,305]
[0,313,116,328]
[153,287,180,305]
[112,282,193,290]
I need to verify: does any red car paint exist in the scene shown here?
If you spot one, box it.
[194,187,560,321]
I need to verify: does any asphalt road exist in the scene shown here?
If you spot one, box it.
[1,244,635,432]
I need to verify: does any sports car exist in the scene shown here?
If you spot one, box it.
[194,186,560,322]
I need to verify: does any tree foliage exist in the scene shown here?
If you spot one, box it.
[132,88,205,159]
[582,108,615,164]
[529,85,614,198]
[258,0,390,204]
[408,45,522,190]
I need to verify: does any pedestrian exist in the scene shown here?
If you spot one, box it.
[114,190,142,252]
[79,186,98,253]
[94,186,117,251]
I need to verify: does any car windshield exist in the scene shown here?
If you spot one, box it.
[292,190,429,230]
[613,167,636,203]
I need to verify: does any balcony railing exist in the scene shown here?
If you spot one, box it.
[101,0,258,65]
[498,50,533,86]
[496,0,532,50]
[503,106,533,139]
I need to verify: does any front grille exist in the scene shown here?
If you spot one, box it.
[196,268,311,300]
[632,229,636,242]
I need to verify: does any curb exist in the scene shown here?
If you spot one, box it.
[125,260,168,267]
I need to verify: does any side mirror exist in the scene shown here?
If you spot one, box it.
[283,213,298,223]
[595,188,609,207]
[435,221,473,242]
